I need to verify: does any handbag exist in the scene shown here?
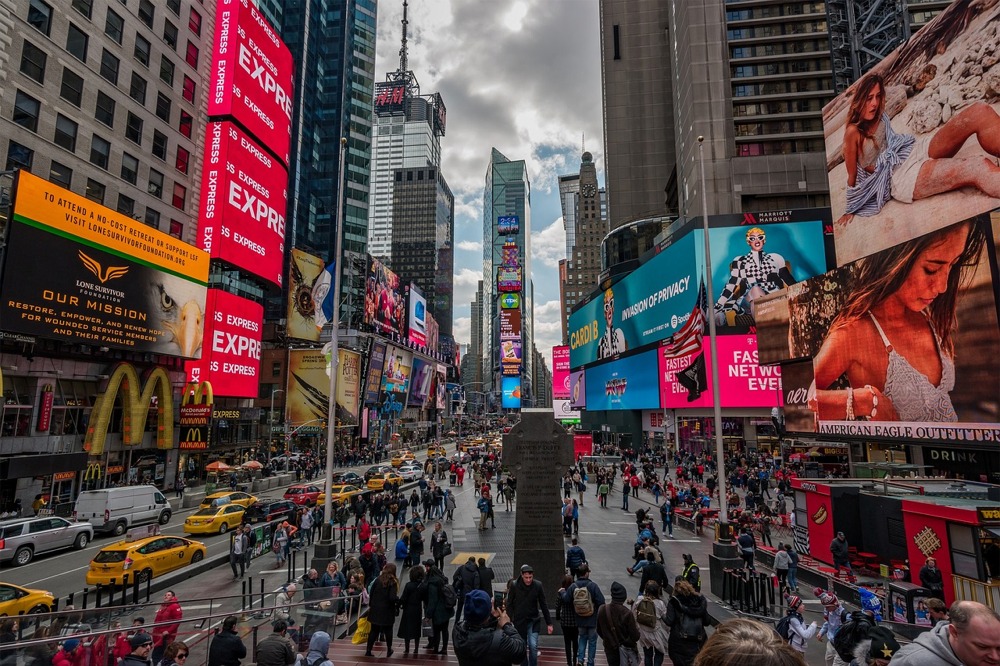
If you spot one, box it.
[351,617,370,645]
[442,542,453,557]
[619,646,640,666]
[421,617,434,638]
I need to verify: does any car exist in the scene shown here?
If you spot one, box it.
[74,486,171,536]
[243,499,298,525]
[397,464,422,481]
[0,516,94,567]
[364,465,392,481]
[426,445,447,457]
[390,451,415,467]
[451,452,471,464]
[367,472,403,491]
[182,504,246,535]
[0,582,55,616]
[331,471,364,486]
[86,534,206,586]
[283,484,324,506]
[315,485,363,505]
[271,453,304,465]
[200,491,257,509]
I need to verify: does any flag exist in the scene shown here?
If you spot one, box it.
[662,279,708,359]
[311,260,336,330]
[677,352,707,401]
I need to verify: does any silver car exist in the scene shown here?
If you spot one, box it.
[0,516,94,566]
[398,464,423,481]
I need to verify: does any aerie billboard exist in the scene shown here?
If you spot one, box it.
[185,289,263,397]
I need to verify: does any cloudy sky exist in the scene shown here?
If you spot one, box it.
[374,0,605,371]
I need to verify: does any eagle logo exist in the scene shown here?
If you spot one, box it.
[79,251,129,283]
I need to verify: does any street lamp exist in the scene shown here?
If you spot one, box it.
[268,388,285,465]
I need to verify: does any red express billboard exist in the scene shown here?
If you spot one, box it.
[209,0,294,165]
[199,121,287,286]
[185,289,263,397]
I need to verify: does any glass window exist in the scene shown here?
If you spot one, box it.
[144,207,160,229]
[185,41,199,68]
[125,112,143,144]
[100,49,119,84]
[53,114,78,151]
[163,20,178,49]
[5,141,33,172]
[148,169,163,198]
[129,73,147,104]
[188,8,202,35]
[171,182,186,209]
[138,0,154,28]
[175,146,190,174]
[85,178,105,203]
[60,68,84,106]
[89,135,110,169]
[155,93,171,122]
[178,110,192,138]
[152,130,167,159]
[19,41,47,83]
[95,91,115,127]
[169,219,183,238]
[28,0,53,35]
[104,9,124,44]
[12,91,40,132]
[49,160,72,188]
[182,75,196,103]
[159,56,174,85]
[71,0,92,19]
[117,193,134,216]
[66,23,88,62]
[121,152,138,184]
[166,0,180,15]
[134,34,151,67]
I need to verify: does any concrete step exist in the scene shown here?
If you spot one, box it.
[327,635,623,666]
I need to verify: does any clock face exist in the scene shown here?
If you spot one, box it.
[582,184,596,198]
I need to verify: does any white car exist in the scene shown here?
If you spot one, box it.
[397,464,423,481]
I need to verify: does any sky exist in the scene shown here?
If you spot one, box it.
[373,0,605,372]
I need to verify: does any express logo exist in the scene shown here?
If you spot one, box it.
[79,251,129,283]
[605,378,627,397]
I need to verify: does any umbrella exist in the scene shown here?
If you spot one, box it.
[240,460,263,470]
[205,461,231,472]
[446,430,457,436]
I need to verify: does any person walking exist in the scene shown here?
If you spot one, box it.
[422,560,456,655]
[505,564,553,666]
[783,595,818,658]
[830,532,852,577]
[554,574,578,666]
[452,590,527,666]
[662,581,708,666]
[559,563,605,666]
[477,558,495,594]
[207,616,246,666]
[565,538,587,580]
[773,543,791,593]
[365,563,399,658]
[785,544,800,593]
[453,557,481,623]
[229,526,247,581]
[737,528,756,572]
[596,582,639,666]
[151,591,182,666]
[397,566,425,655]
[632,581,670,666]
[638,552,667,597]
[431,522,450,570]
[477,495,490,531]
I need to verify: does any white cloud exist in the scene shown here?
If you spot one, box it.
[531,299,565,372]
[456,240,482,252]
[530,217,566,270]
[452,267,482,312]
[452,316,471,348]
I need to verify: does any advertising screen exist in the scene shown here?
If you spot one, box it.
[198,121,287,286]
[208,0,294,165]
[374,82,407,114]
[552,345,571,399]
[1,172,209,357]
[659,335,783,409]
[500,340,522,365]
[364,341,387,406]
[407,285,427,347]
[501,376,522,409]
[756,213,1000,443]
[381,345,413,396]
[408,357,434,407]
[286,349,361,428]
[500,293,521,309]
[500,308,521,340]
[364,256,405,337]
[498,216,519,235]
[553,399,580,422]
[585,349,661,411]
[286,248,324,341]
[822,0,1000,265]
[569,370,586,409]
[184,290,263,397]
[435,364,448,410]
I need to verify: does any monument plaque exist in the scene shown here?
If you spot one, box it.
[504,409,574,609]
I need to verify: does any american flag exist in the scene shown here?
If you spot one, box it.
[662,279,707,359]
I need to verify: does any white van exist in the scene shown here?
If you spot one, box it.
[73,486,172,536]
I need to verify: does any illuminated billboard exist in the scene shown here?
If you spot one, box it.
[286,248,324,342]
[374,81,407,114]
[364,256,405,337]
[822,0,1000,265]
[1,172,209,357]
[209,0,294,165]
[286,349,361,427]
[659,335,783,409]
[585,350,661,411]
[500,293,521,309]
[381,345,413,396]
[498,215,519,235]
[552,345,571,400]
[501,376,522,409]
[500,339,522,365]
[497,240,522,292]
[363,341,387,406]
[553,399,580,423]
[184,290,263,397]
[408,357,434,407]
[407,284,428,347]
[569,370,586,409]
[499,308,521,340]
[198,121,287,286]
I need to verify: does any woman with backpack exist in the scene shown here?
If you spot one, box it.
[662,580,708,666]
[780,595,818,657]
[365,563,399,658]
[554,574,579,666]
[632,581,669,666]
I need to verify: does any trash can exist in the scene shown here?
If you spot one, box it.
[887,581,933,625]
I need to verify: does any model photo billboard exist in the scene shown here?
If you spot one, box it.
[552,345,571,400]
[184,289,263,397]
[285,248,324,341]
[363,341,387,406]
[381,345,413,396]
[585,349,661,411]
[1,172,209,357]
[286,348,361,428]
[407,284,428,347]
[364,256,405,337]
[569,370,586,409]
[408,357,434,407]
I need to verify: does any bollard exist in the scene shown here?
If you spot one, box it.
[82,588,89,610]
[51,598,59,613]
[67,592,75,609]
[145,575,151,603]
[132,573,141,605]
[259,577,265,612]
[96,585,104,609]
[241,580,247,612]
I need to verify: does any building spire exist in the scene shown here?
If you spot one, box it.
[399,0,409,76]
[386,0,419,96]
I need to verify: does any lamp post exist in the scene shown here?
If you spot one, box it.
[268,388,284,467]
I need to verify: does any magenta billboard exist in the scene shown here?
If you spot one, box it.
[659,335,783,409]
[552,345,570,400]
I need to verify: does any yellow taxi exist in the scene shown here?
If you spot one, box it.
[367,472,403,491]
[426,445,446,457]
[0,582,54,616]
[316,485,363,505]
[182,504,246,535]
[390,451,415,467]
[86,534,206,586]
[200,491,257,509]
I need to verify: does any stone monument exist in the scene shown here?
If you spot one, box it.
[503,409,574,609]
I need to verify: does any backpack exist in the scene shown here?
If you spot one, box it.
[440,582,458,608]
[833,611,876,661]
[572,585,594,617]
[774,613,797,642]
[635,597,658,628]
[674,603,705,640]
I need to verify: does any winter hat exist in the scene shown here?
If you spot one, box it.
[464,590,492,625]
[63,639,81,652]
[611,582,628,602]
[859,588,883,622]
[785,595,803,611]
[811,588,839,607]
[868,634,901,660]
[129,632,154,649]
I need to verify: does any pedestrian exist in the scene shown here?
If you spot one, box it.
[431,522,450,571]
[695,618,805,665]
[300,508,313,546]
[659,500,672,538]
[565,538,587,579]
[737,528,756,572]
[477,495,490,531]
[554,574,579,666]
[272,523,289,568]
[445,490,457,521]
[505,564,553,666]
[299,632,332,666]
[453,557,481,623]
[175,477,185,499]
[559,563,605,666]
[813,589,845,666]
[409,522,425,563]
[638,551,667,597]
[562,499,574,536]
[452,590,527,666]
[829,532,852,578]
[596,582,639,666]
[51,638,83,666]
[207,616,246,666]
[891,600,1000,665]
[397,566,425,655]
[782,595,817,657]
[926,597,949,625]
[421,560,455,655]
[621,475,630,511]
[773,542,790,593]
[599,480,610,508]
[230,526,247,581]
[918,557,945,600]
[681,554,701,592]
[151,592,182,666]
[632,581,670,666]
[663,580,708,666]
[121,633,155,666]
[365,563,399,658]
[784,544,799,593]
[478,557,496,593]
[254,621,295,666]
[157,642,189,666]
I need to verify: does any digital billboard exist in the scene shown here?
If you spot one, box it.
[552,345,571,400]
[408,357,434,407]
[374,81,407,114]
[407,284,427,347]
[569,370,586,409]
[286,349,361,428]
[497,240,523,292]
[501,376,522,409]
[198,121,287,286]
[659,335,783,409]
[500,308,521,340]
[381,345,413,396]
[1,172,209,357]
[286,248,324,341]
[498,215,519,235]
[822,0,1000,266]
[435,364,448,410]
[553,399,580,423]
[585,349,661,411]
[500,293,521,309]
[208,0,294,165]
[500,339,522,365]
[363,341,387,406]
[184,289,263,397]
[364,256,405,337]
[756,213,1000,443]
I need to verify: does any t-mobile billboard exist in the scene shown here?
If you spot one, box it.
[209,0,294,165]
[185,289,263,397]
[198,120,287,286]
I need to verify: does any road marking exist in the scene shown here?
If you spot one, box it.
[579,532,617,536]
[182,603,217,610]
[24,565,91,586]
[664,539,700,543]
[610,522,636,525]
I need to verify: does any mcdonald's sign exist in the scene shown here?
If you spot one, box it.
[83,463,102,482]
[178,381,213,449]
[84,363,174,456]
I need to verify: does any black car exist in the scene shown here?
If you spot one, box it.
[364,465,392,481]
[244,499,298,524]
[332,471,364,486]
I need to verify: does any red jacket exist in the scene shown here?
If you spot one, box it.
[153,600,183,646]
[113,634,132,661]
[52,647,84,666]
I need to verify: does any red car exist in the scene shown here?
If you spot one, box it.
[283,484,323,506]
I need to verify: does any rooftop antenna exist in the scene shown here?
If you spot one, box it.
[386,0,419,96]
[399,0,409,75]
[582,131,586,154]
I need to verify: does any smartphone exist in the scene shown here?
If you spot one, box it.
[493,591,505,609]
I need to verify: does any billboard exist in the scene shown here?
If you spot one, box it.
[569,370,586,409]
[552,345,571,399]
[374,81,407,114]
[364,256,405,337]
[553,399,580,422]
[286,248,324,341]
[497,240,522,292]
[435,364,448,410]
[659,335,783,409]
[208,0,294,165]
[2,172,209,357]
[756,214,1000,443]
[407,284,428,347]
[500,339,522,365]
[286,349,361,427]
[198,121,287,286]
[184,290,263,397]
[408,357,434,407]
[500,293,521,309]
[501,376,522,409]
[381,345,413,396]
[499,308,521,340]
[822,0,1000,265]
[363,341,387,406]
[498,215,519,235]
[585,350,661,411]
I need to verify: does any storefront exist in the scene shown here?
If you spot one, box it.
[913,445,1000,484]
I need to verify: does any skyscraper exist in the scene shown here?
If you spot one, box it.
[558,152,606,343]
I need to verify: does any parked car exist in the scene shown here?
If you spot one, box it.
[86,535,206,586]
[183,504,246,535]
[283,484,324,506]
[315,485,363,505]
[397,464,422,481]
[200,492,257,509]
[0,516,94,566]
[73,486,171,536]
[243,499,298,525]
[0,582,54,615]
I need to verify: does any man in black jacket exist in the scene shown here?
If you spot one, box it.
[637,551,667,596]
[477,557,496,594]
[505,564,553,666]
[454,557,481,622]
[255,620,295,666]
[453,590,526,666]
[207,616,247,666]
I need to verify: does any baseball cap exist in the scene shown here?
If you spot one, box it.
[129,632,154,649]
[520,564,534,573]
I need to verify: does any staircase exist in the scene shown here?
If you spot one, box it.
[327,636,621,666]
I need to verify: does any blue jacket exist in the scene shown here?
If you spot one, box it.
[394,537,408,560]
[559,578,605,629]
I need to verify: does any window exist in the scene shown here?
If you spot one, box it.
[85,178,105,204]
[125,112,143,144]
[178,110,192,138]
[155,93,171,122]
[100,49,120,84]
[60,68,84,106]
[19,41,47,83]
[181,75,196,103]
[71,0,92,19]
[120,152,138,184]
[117,193,135,216]
[163,20,178,49]
[169,219,183,238]
[53,114,78,151]
[166,0,180,15]
[12,91,40,132]
[185,41,199,68]
[104,9,124,43]
[95,91,115,127]
[144,207,160,228]
[66,23,88,62]
[171,182,186,209]
[129,73,147,104]
[148,169,163,198]
[49,161,72,188]
[134,34,151,67]
[613,24,620,60]
[89,135,110,169]
[28,0,53,36]
[188,8,202,35]
[159,56,174,85]
[175,146,190,174]
[138,0,154,27]
[152,130,167,159]
[5,140,33,171]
